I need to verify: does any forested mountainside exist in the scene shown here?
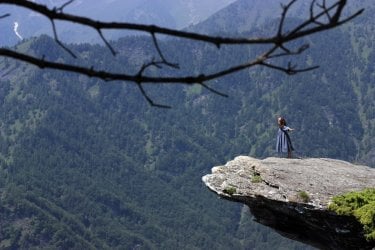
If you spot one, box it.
[0,36,312,249]
[0,1,374,249]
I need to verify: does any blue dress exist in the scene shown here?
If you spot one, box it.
[276,126,294,153]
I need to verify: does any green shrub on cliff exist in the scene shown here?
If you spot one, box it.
[329,188,375,241]
[298,191,310,203]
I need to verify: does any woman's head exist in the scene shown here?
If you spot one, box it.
[278,117,286,127]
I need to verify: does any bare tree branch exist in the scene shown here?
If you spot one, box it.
[284,0,363,40]
[0,0,364,106]
[50,19,77,58]
[150,33,179,69]
[278,0,297,40]
[268,44,310,59]
[97,28,117,56]
[0,0,362,46]
[0,13,10,19]
[0,47,267,83]
[260,61,320,75]
[201,82,229,98]
[137,83,172,109]
[56,0,75,12]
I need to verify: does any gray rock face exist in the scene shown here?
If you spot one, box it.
[202,156,375,250]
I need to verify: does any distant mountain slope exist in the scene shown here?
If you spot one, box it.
[0,35,313,249]
[188,0,372,35]
[125,0,236,28]
[187,0,308,35]
[346,4,375,165]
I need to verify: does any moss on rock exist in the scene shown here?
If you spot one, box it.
[329,188,375,241]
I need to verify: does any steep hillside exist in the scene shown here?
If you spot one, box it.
[0,37,240,249]
[0,36,314,249]
[345,5,375,165]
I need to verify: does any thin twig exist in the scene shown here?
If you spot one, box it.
[151,33,179,69]
[57,0,75,12]
[51,19,77,58]
[285,0,357,40]
[260,61,319,75]
[0,13,10,19]
[137,83,171,108]
[200,82,229,97]
[317,0,333,21]
[277,0,297,39]
[268,44,310,59]
[97,28,116,56]
[137,60,163,77]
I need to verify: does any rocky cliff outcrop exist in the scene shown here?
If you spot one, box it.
[202,156,375,250]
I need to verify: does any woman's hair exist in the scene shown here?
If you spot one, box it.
[278,117,287,127]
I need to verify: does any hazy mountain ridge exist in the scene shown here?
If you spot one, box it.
[0,0,235,46]
[188,0,372,35]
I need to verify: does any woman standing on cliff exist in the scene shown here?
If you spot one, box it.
[276,117,294,158]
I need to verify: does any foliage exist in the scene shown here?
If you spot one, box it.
[223,186,237,195]
[329,188,375,241]
[251,174,263,183]
[297,191,310,203]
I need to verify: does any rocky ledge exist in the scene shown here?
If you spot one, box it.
[202,156,375,250]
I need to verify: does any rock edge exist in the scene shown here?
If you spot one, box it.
[202,156,375,250]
